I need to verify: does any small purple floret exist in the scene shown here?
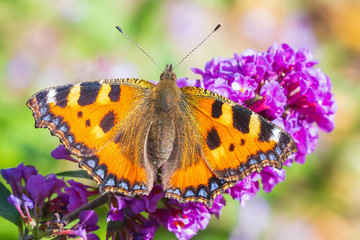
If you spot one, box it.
[226,172,261,207]
[260,166,286,193]
[1,163,37,197]
[51,145,77,162]
[7,194,23,217]
[65,180,95,211]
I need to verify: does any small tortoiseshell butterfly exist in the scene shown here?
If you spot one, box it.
[27,25,297,206]
[27,63,297,207]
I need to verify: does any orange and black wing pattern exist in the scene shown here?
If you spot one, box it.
[164,86,297,206]
[26,79,156,196]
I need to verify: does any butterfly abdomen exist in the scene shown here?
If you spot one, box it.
[147,119,176,168]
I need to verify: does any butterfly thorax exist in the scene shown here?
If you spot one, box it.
[155,64,178,113]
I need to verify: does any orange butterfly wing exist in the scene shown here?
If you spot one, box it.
[163,151,236,205]
[27,79,156,196]
[163,87,297,206]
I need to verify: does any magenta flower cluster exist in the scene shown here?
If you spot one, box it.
[1,43,336,239]
[181,43,336,165]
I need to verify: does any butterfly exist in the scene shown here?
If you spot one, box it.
[27,64,297,207]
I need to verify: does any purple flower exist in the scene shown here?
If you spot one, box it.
[142,185,164,213]
[177,77,201,88]
[208,195,226,219]
[65,180,97,211]
[259,81,287,118]
[151,208,172,227]
[51,144,77,162]
[282,70,336,132]
[166,201,214,240]
[130,214,159,240]
[1,163,37,197]
[55,210,100,240]
[281,112,320,165]
[1,163,103,239]
[2,164,70,219]
[162,198,226,240]
[22,194,34,220]
[7,194,24,218]
[7,194,36,226]
[106,187,162,239]
[107,195,126,222]
[260,166,286,193]
[26,173,66,213]
[76,210,100,232]
[26,174,47,208]
[131,198,146,214]
[168,213,198,240]
[106,200,159,239]
[226,172,261,207]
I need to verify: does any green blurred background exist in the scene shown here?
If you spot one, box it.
[1,0,359,239]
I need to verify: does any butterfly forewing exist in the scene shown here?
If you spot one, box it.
[27,78,156,196]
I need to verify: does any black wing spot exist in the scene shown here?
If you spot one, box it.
[77,111,83,118]
[55,86,71,108]
[36,91,48,103]
[229,143,235,152]
[211,100,223,118]
[100,111,116,133]
[258,120,274,142]
[232,105,252,134]
[108,85,121,102]
[279,132,291,149]
[86,119,91,127]
[206,128,221,150]
[78,82,101,106]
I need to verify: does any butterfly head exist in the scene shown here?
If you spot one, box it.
[154,64,181,113]
[160,64,177,81]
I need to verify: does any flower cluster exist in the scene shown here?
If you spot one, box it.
[176,42,336,235]
[104,185,225,239]
[1,43,336,239]
[183,43,336,165]
[1,163,99,239]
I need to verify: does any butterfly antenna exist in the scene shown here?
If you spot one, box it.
[173,23,222,70]
[116,26,163,72]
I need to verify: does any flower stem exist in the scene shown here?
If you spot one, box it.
[63,193,110,223]
[18,225,23,240]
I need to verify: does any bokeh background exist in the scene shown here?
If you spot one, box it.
[1,0,359,239]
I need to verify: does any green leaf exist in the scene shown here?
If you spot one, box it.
[0,182,22,228]
[56,170,91,179]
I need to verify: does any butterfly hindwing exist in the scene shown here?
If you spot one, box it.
[181,87,297,182]
[163,147,236,205]
[27,78,156,196]
[161,95,235,206]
